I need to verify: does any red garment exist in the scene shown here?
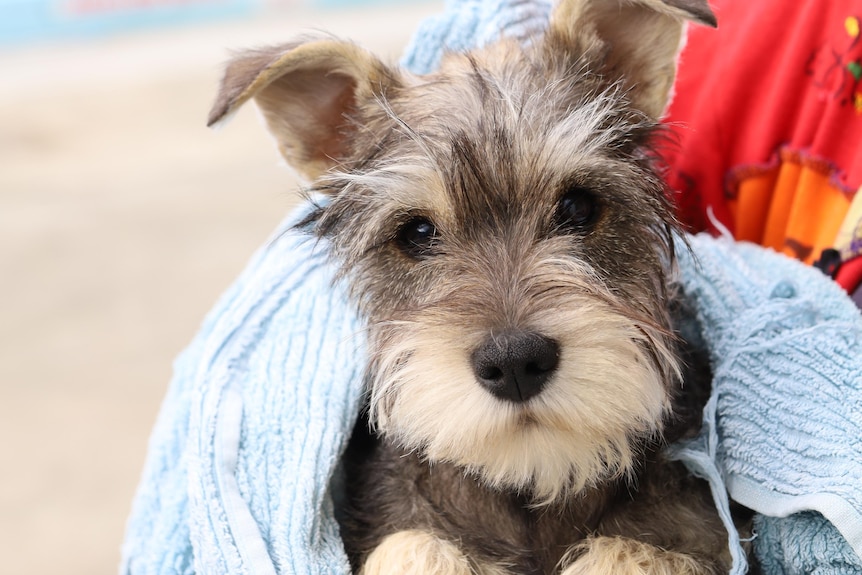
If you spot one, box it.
[662,0,862,272]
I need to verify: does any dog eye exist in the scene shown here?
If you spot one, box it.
[555,186,598,232]
[395,217,440,258]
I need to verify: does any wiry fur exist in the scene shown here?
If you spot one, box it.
[366,267,677,503]
[209,0,754,573]
[305,47,683,504]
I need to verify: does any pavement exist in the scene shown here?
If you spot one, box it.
[0,2,441,573]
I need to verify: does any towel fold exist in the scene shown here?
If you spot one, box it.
[121,212,365,575]
[671,234,862,574]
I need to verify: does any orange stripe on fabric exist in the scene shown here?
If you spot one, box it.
[782,167,850,263]
[762,158,802,252]
[733,170,780,244]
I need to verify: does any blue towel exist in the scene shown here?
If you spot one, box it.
[401,0,552,74]
[670,234,862,575]
[119,211,364,575]
[120,2,862,574]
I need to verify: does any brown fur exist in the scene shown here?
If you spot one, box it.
[209,0,754,573]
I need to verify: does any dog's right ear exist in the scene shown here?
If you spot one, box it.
[208,39,402,181]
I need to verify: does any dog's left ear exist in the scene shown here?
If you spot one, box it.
[208,39,402,181]
[550,0,716,118]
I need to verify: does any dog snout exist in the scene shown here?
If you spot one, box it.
[471,331,560,403]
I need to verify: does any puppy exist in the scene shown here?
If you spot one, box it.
[208,1,750,573]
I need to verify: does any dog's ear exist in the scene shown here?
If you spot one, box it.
[208,39,402,181]
[550,0,716,118]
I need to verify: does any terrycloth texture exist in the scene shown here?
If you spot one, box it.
[120,1,862,574]
[401,0,552,74]
[120,212,365,575]
[754,512,862,575]
[671,234,862,574]
[674,236,862,574]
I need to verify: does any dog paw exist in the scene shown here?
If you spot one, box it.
[361,530,473,575]
[559,536,711,575]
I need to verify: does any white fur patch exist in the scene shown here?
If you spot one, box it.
[361,530,472,575]
[559,536,709,575]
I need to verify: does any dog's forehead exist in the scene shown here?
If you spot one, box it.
[373,54,649,229]
[400,50,609,163]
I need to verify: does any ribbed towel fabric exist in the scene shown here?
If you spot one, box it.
[120,2,862,574]
[401,0,552,74]
[671,234,862,575]
[120,212,364,575]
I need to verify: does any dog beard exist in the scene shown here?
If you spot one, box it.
[366,279,679,504]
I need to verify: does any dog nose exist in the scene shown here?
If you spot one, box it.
[471,331,560,403]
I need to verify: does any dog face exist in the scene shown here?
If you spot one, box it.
[210,0,716,502]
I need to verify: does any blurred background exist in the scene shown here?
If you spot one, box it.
[0,1,441,573]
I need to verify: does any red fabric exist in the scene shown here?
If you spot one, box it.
[836,255,862,292]
[662,0,862,236]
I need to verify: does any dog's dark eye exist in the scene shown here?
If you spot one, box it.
[395,217,440,258]
[556,186,598,232]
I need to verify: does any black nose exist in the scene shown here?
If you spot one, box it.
[471,331,560,403]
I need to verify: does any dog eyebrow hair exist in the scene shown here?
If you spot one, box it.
[375,96,440,168]
[445,130,516,228]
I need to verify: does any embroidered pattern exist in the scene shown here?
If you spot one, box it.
[806,15,862,110]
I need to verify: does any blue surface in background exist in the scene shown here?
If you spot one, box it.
[0,0,404,48]
[0,0,395,45]
[0,0,257,45]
